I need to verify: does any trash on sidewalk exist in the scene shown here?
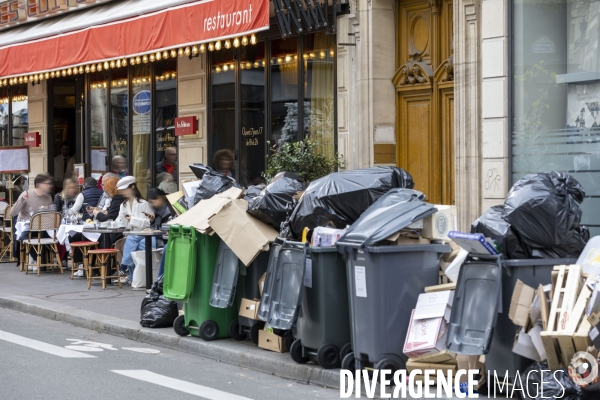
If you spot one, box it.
[239,298,261,320]
[509,279,536,327]
[447,231,499,255]
[259,326,288,353]
[520,362,584,400]
[190,164,243,204]
[310,226,347,247]
[140,275,179,329]
[420,205,457,241]
[404,291,453,358]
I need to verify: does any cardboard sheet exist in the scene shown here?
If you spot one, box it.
[509,280,535,327]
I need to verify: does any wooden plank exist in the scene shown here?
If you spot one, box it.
[556,334,577,367]
[425,282,456,293]
[546,266,567,332]
[410,350,457,364]
[539,284,549,331]
[540,332,562,370]
[574,318,592,352]
[565,275,593,334]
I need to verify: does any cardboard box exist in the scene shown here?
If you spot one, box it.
[258,272,266,296]
[384,231,430,246]
[404,310,448,358]
[258,330,287,353]
[509,280,535,327]
[421,205,457,240]
[513,327,542,362]
[413,291,453,321]
[410,350,457,364]
[166,190,187,215]
[239,298,260,320]
[406,360,458,382]
[527,324,546,361]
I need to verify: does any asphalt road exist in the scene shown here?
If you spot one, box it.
[0,307,341,400]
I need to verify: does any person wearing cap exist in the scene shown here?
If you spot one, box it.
[115,176,155,285]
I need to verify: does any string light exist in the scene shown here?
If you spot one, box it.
[149,54,156,62]
[250,34,257,45]
[122,58,128,67]
[103,61,109,70]
[135,56,141,64]
[233,37,240,48]
[200,44,206,53]
[241,36,249,46]
[215,40,222,51]
[90,64,96,72]
[142,55,148,63]
[192,45,199,55]
[224,39,231,49]
[97,63,103,71]
[156,52,162,61]
[170,49,177,58]
[85,65,90,73]
[208,42,215,52]
[110,60,116,68]
[163,50,169,59]
[178,48,184,57]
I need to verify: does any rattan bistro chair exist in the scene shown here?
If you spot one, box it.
[0,204,13,260]
[24,212,63,276]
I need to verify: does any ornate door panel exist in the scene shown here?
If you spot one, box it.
[393,0,454,205]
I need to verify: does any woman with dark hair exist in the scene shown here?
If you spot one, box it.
[212,149,235,177]
[115,176,155,285]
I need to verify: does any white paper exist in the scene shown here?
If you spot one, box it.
[183,180,202,198]
[91,148,107,172]
[591,327,599,341]
[355,266,367,298]
[0,148,29,173]
[304,258,312,288]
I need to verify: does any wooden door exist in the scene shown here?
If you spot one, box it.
[393,0,454,205]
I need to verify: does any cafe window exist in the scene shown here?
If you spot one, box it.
[11,84,28,147]
[0,87,8,147]
[155,59,178,193]
[90,72,109,174]
[512,0,600,235]
[208,31,337,186]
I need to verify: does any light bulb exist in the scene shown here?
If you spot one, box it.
[261,60,265,67]
[91,84,96,89]
[97,63,103,71]
[78,66,84,74]
[110,60,116,68]
[116,59,122,68]
[122,59,128,67]
[156,52,162,61]
[320,51,325,59]
[200,44,206,53]
[85,65,90,73]
[254,61,259,68]
[149,54,155,62]
[135,56,141,64]
[330,50,335,57]
[246,61,251,69]
[285,55,292,62]
[215,40,222,51]
[142,55,148,63]
[67,68,72,75]
[303,53,309,61]
[215,66,221,73]
[224,39,231,49]
[45,73,50,79]
[184,46,191,57]
[241,36,249,46]
[223,65,229,72]
[23,76,28,83]
[103,82,107,88]
[130,57,136,65]
[163,51,169,59]
[170,49,177,58]
[192,45,199,55]
[208,42,214,52]
[230,63,235,70]
[103,61,109,69]
[233,37,240,48]
[171,72,176,79]
[250,34,257,45]
[90,64,96,72]
[310,52,315,58]
[178,48,184,57]
[277,57,283,64]
[62,69,67,76]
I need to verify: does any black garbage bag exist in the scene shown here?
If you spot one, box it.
[288,166,414,238]
[191,164,242,204]
[518,362,584,400]
[247,172,306,229]
[244,184,266,202]
[471,205,510,253]
[140,276,178,328]
[531,227,590,259]
[504,172,585,248]
[506,227,533,259]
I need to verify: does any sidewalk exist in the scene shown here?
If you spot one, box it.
[0,260,339,389]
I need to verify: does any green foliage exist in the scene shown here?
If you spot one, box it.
[264,139,343,182]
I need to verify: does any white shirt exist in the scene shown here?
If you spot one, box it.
[117,199,154,230]
[72,193,84,213]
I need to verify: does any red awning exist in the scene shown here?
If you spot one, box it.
[0,0,270,78]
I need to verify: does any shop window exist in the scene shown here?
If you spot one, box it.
[303,32,335,159]
[90,72,108,173]
[109,67,129,176]
[11,84,28,147]
[0,87,7,146]
[271,37,299,148]
[512,0,600,235]
[210,48,236,172]
[132,64,152,197]
[155,59,178,193]
[240,42,266,186]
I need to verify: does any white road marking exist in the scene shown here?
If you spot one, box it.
[0,330,96,358]
[121,347,160,354]
[65,345,104,352]
[66,339,118,350]
[112,370,253,400]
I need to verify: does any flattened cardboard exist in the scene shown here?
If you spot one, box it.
[166,190,186,215]
[258,272,266,296]
[410,350,457,364]
[208,199,278,266]
[528,324,546,361]
[258,330,287,353]
[239,298,260,320]
[539,284,550,331]
[512,327,542,362]
[509,280,535,327]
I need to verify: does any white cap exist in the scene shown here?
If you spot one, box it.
[116,176,136,190]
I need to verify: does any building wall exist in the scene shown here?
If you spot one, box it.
[27,81,48,185]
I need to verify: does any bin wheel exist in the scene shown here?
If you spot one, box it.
[317,343,341,369]
[173,315,189,337]
[290,339,309,364]
[199,320,219,341]
[341,352,356,371]
[283,331,294,351]
[375,358,402,373]
[340,343,352,361]
[249,321,265,345]
[229,319,247,341]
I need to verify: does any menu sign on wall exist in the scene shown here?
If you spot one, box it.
[174,116,197,136]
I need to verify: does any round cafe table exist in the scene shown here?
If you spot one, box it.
[123,229,163,289]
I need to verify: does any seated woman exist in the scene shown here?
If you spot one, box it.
[115,176,154,285]
[53,178,78,211]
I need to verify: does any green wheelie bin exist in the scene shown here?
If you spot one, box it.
[165,226,241,341]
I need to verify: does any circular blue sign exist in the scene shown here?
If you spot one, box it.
[132,90,151,115]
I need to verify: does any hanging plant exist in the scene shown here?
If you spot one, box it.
[264,138,343,183]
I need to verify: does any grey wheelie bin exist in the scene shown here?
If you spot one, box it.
[289,245,352,369]
[336,188,450,371]
[487,257,577,382]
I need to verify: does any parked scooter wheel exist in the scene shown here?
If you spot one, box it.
[249,321,265,345]
[173,315,189,337]
[199,320,219,341]
[283,331,294,351]
[290,339,309,364]
[341,352,356,371]
[375,358,402,373]
[317,343,341,369]
[340,343,352,362]
[229,319,247,341]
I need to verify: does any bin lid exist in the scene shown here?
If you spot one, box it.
[337,189,436,248]
[257,238,285,322]
[446,255,502,355]
[209,241,240,309]
[163,225,197,302]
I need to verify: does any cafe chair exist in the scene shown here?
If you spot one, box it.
[0,204,13,261]
[24,212,63,276]
[87,248,120,290]
[69,241,99,280]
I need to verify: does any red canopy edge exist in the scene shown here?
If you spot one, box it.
[0,0,270,78]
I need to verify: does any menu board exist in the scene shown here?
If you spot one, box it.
[0,146,30,173]
[91,147,108,172]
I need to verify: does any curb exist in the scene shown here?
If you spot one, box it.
[0,295,340,389]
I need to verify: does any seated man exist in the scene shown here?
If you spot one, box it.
[72,177,103,221]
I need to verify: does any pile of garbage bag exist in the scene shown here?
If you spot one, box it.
[471,172,588,258]
[247,172,305,229]
[519,362,586,400]
[140,275,179,328]
[190,164,243,205]
[288,166,414,238]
